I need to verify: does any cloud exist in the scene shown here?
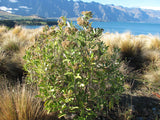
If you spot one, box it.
[9,0,18,3]
[6,11,12,13]
[14,8,18,10]
[0,6,12,11]
[0,6,13,13]
[19,6,31,9]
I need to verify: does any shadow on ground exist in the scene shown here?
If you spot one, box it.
[108,94,160,120]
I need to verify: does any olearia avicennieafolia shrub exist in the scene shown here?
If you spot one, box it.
[24,11,124,119]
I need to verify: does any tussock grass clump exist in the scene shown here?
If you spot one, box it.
[12,26,22,36]
[2,39,21,53]
[101,32,160,70]
[101,32,160,89]
[0,25,8,34]
[145,35,160,50]
[0,26,42,83]
[1,26,41,52]
[142,59,160,88]
[0,83,58,120]
[143,69,160,87]
[101,32,121,53]
[0,84,44,120]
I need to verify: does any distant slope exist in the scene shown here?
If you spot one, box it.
[143,9,160,18]
[0,10,24,20]
[0,10,57,27]
[0,10,43,20]
[0,0,160,23]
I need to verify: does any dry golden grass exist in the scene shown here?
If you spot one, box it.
[12,26,22,35]
[102,32,160,61]
[145,35,160,50]
[101,32,160,88]
[2,39,21,53]
[0,25,8,33]
[101,32,147,70]
[143,69,160,87]
[0,84,45,120]
[0,83,58,120]
[101,32,145,54]
[0,26,42,83]
[101,32,121,53]
[1,26,42,49]
[142,59,160,88]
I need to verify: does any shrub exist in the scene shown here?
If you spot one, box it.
[24,11,124,119]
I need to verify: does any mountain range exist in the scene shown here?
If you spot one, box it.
[0,0,160,23]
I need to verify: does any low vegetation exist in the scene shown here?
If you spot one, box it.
[0,19,58,28]
[101,32,160,87]
[0,11,160,119]
[0,84,45,120]
[0,25,42,84]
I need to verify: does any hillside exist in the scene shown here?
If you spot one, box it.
[0,10,57,27]
[0,10,43,20]
[0,0,160,23]
[0,10,27,20]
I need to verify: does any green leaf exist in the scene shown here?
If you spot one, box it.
[70,106,79,110]
[64,72,73,75]
[58,113,66,118]
[62,59,70,63]
[75,73,82,79]
[92,79,98,83]
[91,52,94,59]
[109,98,114,110]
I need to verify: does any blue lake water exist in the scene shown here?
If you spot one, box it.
[92,22,160,35]
[24,22,160,35]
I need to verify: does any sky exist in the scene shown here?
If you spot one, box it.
[77,0,160,10]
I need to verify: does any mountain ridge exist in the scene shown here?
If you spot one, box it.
[0,0,160,23]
